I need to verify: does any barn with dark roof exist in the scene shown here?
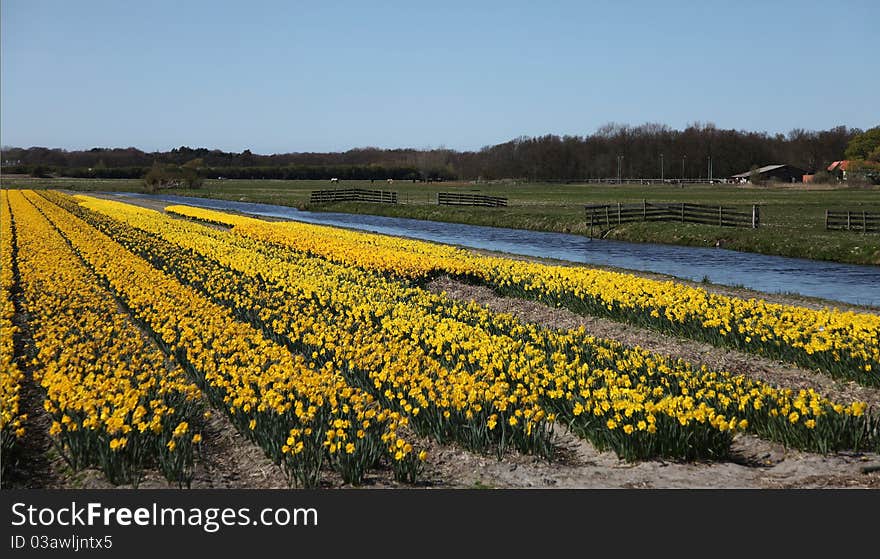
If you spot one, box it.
[730,164,808,184]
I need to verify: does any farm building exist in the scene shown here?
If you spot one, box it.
[730,164,808,184]
[827,160,849,180]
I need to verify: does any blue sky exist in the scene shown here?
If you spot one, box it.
[2,0,878,153]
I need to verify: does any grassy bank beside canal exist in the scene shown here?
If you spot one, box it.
[4,176,879,265]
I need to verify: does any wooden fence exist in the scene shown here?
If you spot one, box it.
[310,188,398,205]
[586,201,759,235]
[825,210,879,232]
[437,192,508,207]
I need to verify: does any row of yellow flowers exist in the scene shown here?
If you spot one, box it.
[71,195,562,457]
[30,191,423,486]
[70,194,877,459]
[165,204,880,386]
[0,191,26,458]
[6,190,204,486]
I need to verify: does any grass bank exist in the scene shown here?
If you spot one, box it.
[4,176,879,265]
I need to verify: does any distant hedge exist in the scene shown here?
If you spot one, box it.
[5,165,456,181]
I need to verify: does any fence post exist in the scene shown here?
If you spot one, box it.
[605,206,610,226]
[752,205,759,229]
[847,211,851,230]
[617,202,621,225]
[643,199,647,221]
[681,203,685,223]
[825,209,829,230]
[719,205,723,226]
[864,211,867,234]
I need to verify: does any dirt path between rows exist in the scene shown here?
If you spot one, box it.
[427,276,880,414]
[51,279,880,489]
[417,426,880,489]
[412,276,880,489]
[19,191,877,489]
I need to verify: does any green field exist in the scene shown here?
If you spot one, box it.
[5,176,880,265]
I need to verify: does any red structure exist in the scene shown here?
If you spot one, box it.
[827,160,850,181]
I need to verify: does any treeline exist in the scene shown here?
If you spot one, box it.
[1,123,872,181]
[194,165,452,180]
[6,164,451,181]
[456,123,859,180]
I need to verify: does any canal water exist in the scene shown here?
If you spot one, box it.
[111,193,880,307]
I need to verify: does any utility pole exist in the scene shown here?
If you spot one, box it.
[660,153,664,183]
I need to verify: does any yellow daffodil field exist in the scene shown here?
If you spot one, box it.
[2,189,878,488]
[0,196,25,460]
[167,204,880,386]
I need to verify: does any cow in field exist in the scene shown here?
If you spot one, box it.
[330,177,339,184]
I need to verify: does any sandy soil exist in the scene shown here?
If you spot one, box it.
[7,275,880,490]
[11,410,879,489]
[427,277,880,414]
[8,191,877,490]
[417,427,880,489]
